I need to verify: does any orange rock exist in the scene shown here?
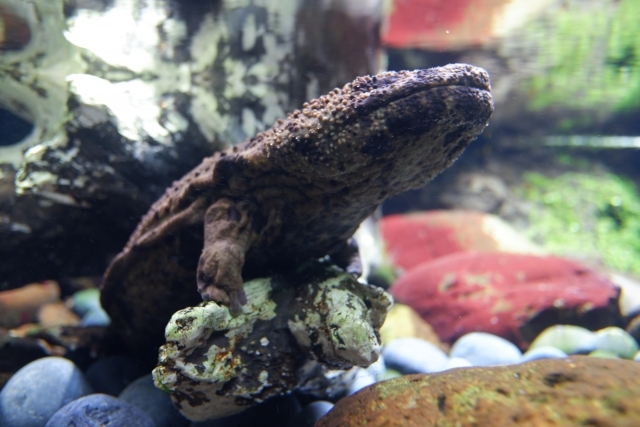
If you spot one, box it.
[38,301,81,328]
[0,281,60,328]
[316,356,640,427]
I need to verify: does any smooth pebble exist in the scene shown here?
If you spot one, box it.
[346,368,376,395]
[45,394,155,427]
[288,401,334,427]
[450,332,522,366]
[190,394,300,427]
[438,357,473,371]
[593,326,639,359]
[0,357,93,427]
[81,306,111,327]
[528,325,597,354]
[521,345,568,362]
[85,356,147,396]
[382,337,448,374]
[365,355,386,380]
[71,288,102,317]
[119,374,189,427]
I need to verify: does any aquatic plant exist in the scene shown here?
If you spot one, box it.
[518,170,640,276]
[524,0,640,113]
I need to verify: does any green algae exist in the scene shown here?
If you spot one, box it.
[517,170,640,275]
[523,0,640,115]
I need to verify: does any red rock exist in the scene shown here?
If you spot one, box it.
[380,210,540,272]
[390,252,620,348]
[382,0,549,50]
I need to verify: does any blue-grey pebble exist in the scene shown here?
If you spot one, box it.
[71,288,102,317]
[0,356,93,427]
[382,338,448,374]
[119,374,189,427]
[81,306,111,327]
[450,332,522,366]
[346,368,376,395]
[521,345,568,363]
[438,357,473,371]
[85,356,147,396]
[365,355,386,380]
[288,401,334,427]
[190,394,300,427]
[44,394,155,427]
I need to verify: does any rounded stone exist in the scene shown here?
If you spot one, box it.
[365,355,386,380]
[528,325,598,355]
[44,394,155,427]
[346,368,376,396]
[190,394,301,427]
[593,327,639,359]
[0,356,93,427]
[439,357,473,371]
[289,401,334,427]
[449,332,522,366]
[85,356,147,396]
[382,337,449,374]
[81,306,111,327]
[521,345,568,362]
[71,288,103,317]
[119,374,189,427]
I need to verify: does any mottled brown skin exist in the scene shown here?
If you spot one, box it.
[101,63,494,358]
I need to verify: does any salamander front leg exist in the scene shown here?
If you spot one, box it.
[197,198,255,313]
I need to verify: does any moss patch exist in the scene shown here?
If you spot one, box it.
[524,0,640,114]
[517,170,640,275]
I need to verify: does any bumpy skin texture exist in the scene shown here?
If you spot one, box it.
[101,63,494,359]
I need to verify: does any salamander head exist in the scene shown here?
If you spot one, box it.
[251,63,494,199]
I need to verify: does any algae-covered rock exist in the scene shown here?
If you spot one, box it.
[152,261,391,421]
[316,356,640,427]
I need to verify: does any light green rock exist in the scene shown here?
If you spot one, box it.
[588,349,620,359]
[593,326,639,359]
[529,325,597,355]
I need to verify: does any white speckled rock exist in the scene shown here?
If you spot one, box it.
[153,261,392,422]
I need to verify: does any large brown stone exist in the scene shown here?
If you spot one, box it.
[316,356,640,427]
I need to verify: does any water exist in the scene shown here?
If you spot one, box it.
[1,0,640,425]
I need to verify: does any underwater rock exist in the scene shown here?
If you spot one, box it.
[0,281,60,328]
[391,252,621,347]
[0,356,93,427]
[378,303,448,350]
[37,301,81,328]
[315,356,640,427]
[449,332,522,366]
[0,0,383,290]
[152,261,392,421]
[380,210,542,272]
